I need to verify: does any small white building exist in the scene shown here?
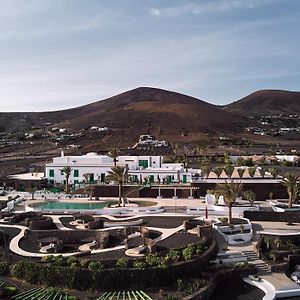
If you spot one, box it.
[45,152,198,186]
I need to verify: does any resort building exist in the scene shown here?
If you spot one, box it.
[45,152,200,186]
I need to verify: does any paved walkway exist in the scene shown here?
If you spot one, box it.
[245,273,300,300]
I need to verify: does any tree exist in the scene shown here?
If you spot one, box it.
[83,173,93,184]
[213,167,223,178]
[106,166,129,207]
[248,167,256,178]
[259,167,266,178]
[243,190,256,206]
[237,168,245,179]
[236,157,245,167]
[223,152,231,166]
[216,180,243,224]
[107,148,120,167]
[29,186,37,200]
[224,165,234,179]
[176,154,189,171]
[201,164,211,178]
[83,174,94,200]
[269,167,280,179]
[282,174,300,208]
[60,166,72,194]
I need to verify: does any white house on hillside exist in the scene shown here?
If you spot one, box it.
[45,152,200,186]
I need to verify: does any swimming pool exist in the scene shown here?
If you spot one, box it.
[32,201,108,210]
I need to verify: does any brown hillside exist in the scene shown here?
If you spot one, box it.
[223,90,300,116]
[57,87,246,136]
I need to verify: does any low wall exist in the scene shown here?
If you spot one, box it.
[24,229,110,246]
[184,267,257,300]
[27,217,54,230]
[76,238,218,290]
[244,210,300,223]
[93,182,287,200]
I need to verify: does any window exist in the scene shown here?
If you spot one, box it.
[183,175,187,183]
[74,180,79,184]
[149,175,154,183]
[138,160,148,168]
[49,169,54,177]
[61,170,64,175]
[100,173,106,182]
[74,170,79,177]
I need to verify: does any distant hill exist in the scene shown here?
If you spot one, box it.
[223,90,300,116]
[2,88,300,140]
[57,87,245,135]
[0,87,246,137]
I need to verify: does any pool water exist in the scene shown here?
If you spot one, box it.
[33,201,108,210]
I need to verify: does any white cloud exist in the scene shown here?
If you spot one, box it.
[150,8,161,17]
[152,0,280,17]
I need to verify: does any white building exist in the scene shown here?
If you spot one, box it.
[45,152,199,186]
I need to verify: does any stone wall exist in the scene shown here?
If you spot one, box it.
[93,182,287,200]
[244,210,300,223]
[24,229,109,248]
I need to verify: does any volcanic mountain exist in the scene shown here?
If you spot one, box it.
[57,87,246,135]
[0,87,246,135]
[223,90,300,116]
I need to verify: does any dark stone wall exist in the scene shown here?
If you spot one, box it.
[93,182,287,201]
[183,267,257,300]
[28,217,54,230]
[244,210,300,223]
[24,229,109,245]
[75,238,218,290]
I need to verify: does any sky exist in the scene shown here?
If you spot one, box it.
[0,0,299,112]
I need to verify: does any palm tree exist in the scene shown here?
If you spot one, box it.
[224,165,234,179]
[83,173,93,184]
[237,168,245,179]
[60,166,72,194]
[213,167,223,178]
[201,164,211,178]
[106,166,129,207]
[269,167,280,179]
[282,174,300,208]
[258,167,266,178]
[248,167,256,178]
[223,152,231,166]
[243,190,256,206]
[83,173,94,199]
[107,148,120,167]
[29,186,37,200]
[216,180,243,224]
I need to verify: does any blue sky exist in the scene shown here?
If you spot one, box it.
[0,0,299,111]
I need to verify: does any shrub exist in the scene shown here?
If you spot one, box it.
[0,261,9,275]
[133,261,147,270]
[166,250,180,262]
[182,244,196,261]
[145,254,160,266]
[115,258,129,268]
[54,255,64,266]
[67,256,78,266]
[3,286,17,296]
[41,255,54,263]
[88,261,103,271]
[11,261,39,284]
[80,259,90,269]
[219,217,228,225]
[195,244,207,255]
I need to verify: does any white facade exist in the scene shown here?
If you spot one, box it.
[45,152,196,185]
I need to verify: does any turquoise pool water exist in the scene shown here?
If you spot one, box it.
[33,201,108,210]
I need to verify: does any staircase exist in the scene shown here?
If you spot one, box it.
[242,250,271,274]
